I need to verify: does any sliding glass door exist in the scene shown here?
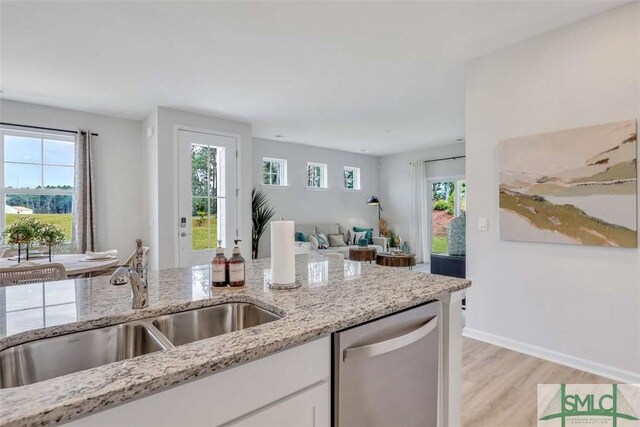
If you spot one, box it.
[430,179,466,254]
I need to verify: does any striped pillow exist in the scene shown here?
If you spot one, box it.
[316,233,330,249]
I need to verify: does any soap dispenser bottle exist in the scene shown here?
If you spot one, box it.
[211,240,228,287]
[228,240,245,287]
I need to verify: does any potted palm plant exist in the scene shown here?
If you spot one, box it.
[252,188,276,259]
[3,217,40,262]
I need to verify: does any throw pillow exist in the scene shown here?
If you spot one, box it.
[316,233,330,249]
[295,231,307,242]
[308,235,319,251]
[353,226,374,244]
[348,230,367,245]
[328,234,347,247]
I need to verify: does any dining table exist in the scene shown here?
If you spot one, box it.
[0,253,121,277]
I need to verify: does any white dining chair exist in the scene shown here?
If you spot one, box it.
[0,263,68,286]
[0,248,16,258]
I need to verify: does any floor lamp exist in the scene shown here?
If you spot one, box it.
[367,195,382,235]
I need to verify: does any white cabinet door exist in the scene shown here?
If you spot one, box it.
[65,337,330,427]
[227,381,329,427]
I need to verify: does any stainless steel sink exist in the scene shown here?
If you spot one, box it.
[0,302,282,388]
[151,302,283,346]
[0,323,166,388]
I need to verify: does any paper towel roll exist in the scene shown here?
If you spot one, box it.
[271,220,295,285]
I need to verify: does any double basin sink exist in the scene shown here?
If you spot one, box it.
[0,302,282,389]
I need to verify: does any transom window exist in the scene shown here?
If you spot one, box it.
[307,162,328,188]
[343,166,361,190]
[262,158,287,186]
[1,130,75,243]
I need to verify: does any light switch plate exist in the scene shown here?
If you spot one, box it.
[478,217,489,231]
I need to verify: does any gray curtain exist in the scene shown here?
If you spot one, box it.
[72,131,96,252]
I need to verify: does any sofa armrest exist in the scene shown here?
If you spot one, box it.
[372,236,388,252]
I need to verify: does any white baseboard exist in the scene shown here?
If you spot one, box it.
[463,327,640,384]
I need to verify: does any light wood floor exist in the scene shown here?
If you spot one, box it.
[461,337,614,427]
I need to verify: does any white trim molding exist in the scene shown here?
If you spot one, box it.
[463,327,640,384]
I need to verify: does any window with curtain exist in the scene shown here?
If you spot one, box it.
[0,130,75,244]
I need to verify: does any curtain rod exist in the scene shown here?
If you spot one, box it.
[0,122,98,137]
[424,155,465,163]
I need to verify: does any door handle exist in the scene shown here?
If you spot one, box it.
[180,232,191,237]
[343,316,438,363]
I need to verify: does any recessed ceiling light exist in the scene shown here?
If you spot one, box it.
[274,135,284,138]
[456,138,465,142]
[384,129,392,133]
[360,149,368,152]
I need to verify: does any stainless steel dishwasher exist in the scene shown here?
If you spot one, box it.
[333,302,440,427]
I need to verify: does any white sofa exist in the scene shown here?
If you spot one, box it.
[294,223,388,257]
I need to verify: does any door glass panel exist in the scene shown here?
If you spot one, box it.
[191,143,227,251]
[431,181,455,254]
[191,144,209,197]
[192,197,209,251]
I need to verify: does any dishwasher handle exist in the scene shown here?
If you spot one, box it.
[343,316,438,363]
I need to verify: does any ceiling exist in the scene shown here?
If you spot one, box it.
[0,1,626,155]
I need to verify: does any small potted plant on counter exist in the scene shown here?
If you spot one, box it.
[39,223,66,262]
[2,217,40,262]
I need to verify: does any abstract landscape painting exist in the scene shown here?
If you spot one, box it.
[499,120,637,248]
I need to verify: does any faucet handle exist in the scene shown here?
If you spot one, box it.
[109,266,132,286]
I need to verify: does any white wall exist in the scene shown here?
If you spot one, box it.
[379,142,465,252]
[253,138,380,257]
[0,99,144,259]
[149,107,253,268]
[465,3,640,382]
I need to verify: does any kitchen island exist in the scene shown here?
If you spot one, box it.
[0,254,470,426]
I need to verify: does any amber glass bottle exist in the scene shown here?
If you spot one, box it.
[228,240,245,287]
[211,241,228,287]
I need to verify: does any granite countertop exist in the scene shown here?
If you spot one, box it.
[0,255,471,426]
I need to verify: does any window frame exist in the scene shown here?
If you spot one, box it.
[306,162,328,189]
[0,129,76,242]
[343,166,361,191]
[262,157,288,186]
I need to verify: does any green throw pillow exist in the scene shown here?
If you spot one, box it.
[353,227,374,244]
[295,231,307,242]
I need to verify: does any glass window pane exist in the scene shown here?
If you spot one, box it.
[191,144,209,197]
[263,161,271,184]
[6,194,74,242]
[45,304,77,327]
[45,281,76,305]
[6,308,44,336]
[44,140,75,166]
[215,197,226,248]
[4,162,42,189]
[212,146,225,198]
[273,172,281,185]
[4,135,42,163]
[192,197,208,250]
[6,284,42,311]
[44,165,74,188]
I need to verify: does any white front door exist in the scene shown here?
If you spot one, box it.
[178,129,237,267]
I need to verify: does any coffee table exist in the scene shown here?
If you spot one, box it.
[376,253,416,270]
[349,247,377,263]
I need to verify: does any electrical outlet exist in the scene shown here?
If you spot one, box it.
[478,217,489,231]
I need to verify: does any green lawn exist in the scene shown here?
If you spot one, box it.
[192,215,218,250]
[6,213,73,242]
[432,236,448,254]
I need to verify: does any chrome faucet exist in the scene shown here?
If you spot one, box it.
[109,266,149,309]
